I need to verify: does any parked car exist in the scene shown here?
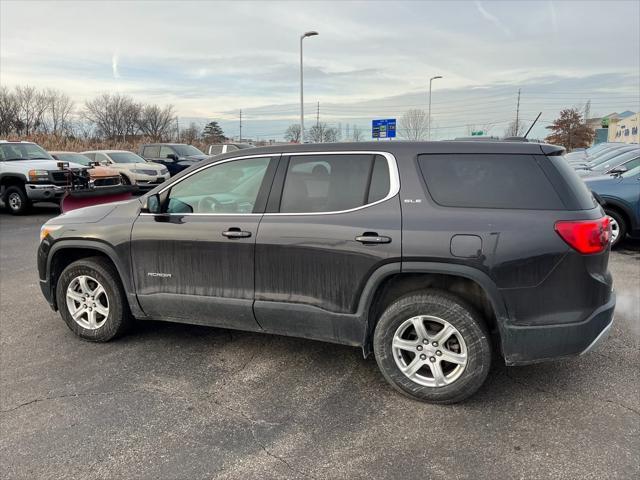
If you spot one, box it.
[81,150,169,189]
[50,152,122,188]
[585,165,640,246]
[576,148,640,177]
[139,143,210,176]
[572,145,638,170]
[206,143,254,156]
[565,142,625,162]
[0,141,86,214]
[38,141,615,404]
[568,144,630,167]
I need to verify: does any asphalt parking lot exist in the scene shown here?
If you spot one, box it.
[0,206,638,480]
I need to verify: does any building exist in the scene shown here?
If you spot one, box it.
[608,111,639,144]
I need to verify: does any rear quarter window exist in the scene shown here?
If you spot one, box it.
[418,154,564,210]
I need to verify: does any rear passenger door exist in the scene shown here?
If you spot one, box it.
[254,151,402,345]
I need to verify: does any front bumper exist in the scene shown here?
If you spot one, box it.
[25,183,66,201]
[132,174,169,190]
[502,292,616,365]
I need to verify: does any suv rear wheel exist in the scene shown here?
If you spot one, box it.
[4,185,31,215]
[55,257,131,342]
[604,209,626,247]
[373,290,491,404]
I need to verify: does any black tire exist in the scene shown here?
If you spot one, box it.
[4,185,31,215]
[605,209,627,248]
[120,174,131,185]
[55,256,131,342]
[373,290,492,404]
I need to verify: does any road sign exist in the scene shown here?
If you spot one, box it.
[372,119,396,139]
[471,130,484,136]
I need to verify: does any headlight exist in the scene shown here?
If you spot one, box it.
[40,224,62,242]
[28,169,50,181]
[160,168,169,174]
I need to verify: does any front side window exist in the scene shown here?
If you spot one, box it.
[173,145,204,156]
[159,146,175,159]
[279,154,391,213]
[208,145,224,154]
[166,157,272,214]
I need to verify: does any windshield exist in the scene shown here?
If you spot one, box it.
[173,145,205,156]
[108,152,145,163]
[0,143,53,161]
[586,143,618,156]
[591,150,640,172]
[53,153,93,166]
[622,165,640,178]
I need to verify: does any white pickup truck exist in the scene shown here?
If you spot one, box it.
[0,140,85,214]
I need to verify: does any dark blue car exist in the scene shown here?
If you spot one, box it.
[585,164,640,246]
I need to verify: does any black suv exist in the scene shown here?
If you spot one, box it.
[38,142,615,403]
[139,143,210,176]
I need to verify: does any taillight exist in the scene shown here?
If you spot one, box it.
[554,217,611,254]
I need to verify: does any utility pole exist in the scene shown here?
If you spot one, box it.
[176,117,180,142]
[239,109,242,142]
[316,101,320,128]
[515,88,521,135]
[427,75,443,141]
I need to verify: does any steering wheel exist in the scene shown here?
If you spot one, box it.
[198,196,220,213]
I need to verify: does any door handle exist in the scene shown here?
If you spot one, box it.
[222,228,252,239]
[355,232,391,244]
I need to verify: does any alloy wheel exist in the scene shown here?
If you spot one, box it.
[392,315,468,387]
[66,275,109,330]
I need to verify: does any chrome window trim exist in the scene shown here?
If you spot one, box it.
[265,151,399,216]
[140,151,400,217]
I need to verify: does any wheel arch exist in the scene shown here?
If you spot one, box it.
[47,240,141,315]
[600,197,635,232]
[360,262,509,358]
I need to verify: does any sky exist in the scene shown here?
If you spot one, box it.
[1,0,639,140]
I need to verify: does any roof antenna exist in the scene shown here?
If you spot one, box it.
[523,112,542,139]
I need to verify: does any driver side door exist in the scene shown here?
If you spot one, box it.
[130,155,279,330]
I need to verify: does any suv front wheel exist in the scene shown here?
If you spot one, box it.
[374,290,491,404]
[55,257,131,341]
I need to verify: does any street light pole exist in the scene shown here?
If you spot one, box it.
[428,75,443,141]
[300,31,318,143]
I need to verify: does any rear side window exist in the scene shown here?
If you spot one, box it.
[418,154,564,210]
[280,154,391,213]
[143,146,160,157]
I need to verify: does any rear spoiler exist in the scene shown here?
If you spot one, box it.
[540,144,566,156]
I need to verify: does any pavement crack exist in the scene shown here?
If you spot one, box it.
[210,397,314,479]
[0,390,125,414]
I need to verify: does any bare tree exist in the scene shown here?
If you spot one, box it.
[0,86,19,135]
[14,86,49,135]
[307,122,339,143]
[399,109,428,140]
[504,119,525,137]
[181,122,200,144]
[351,124,364,142]
[138,104,175,141]
[84,93,141,141]
[45,89,75,136]
[284,124,302,143]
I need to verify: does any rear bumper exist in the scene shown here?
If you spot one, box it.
[502,292,616,365]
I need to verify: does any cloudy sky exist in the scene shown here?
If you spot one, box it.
[1,0,639,140]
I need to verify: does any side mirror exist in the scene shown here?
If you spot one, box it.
[167,153,179,161]
[144,194,161,214]
[609,166,628,175]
